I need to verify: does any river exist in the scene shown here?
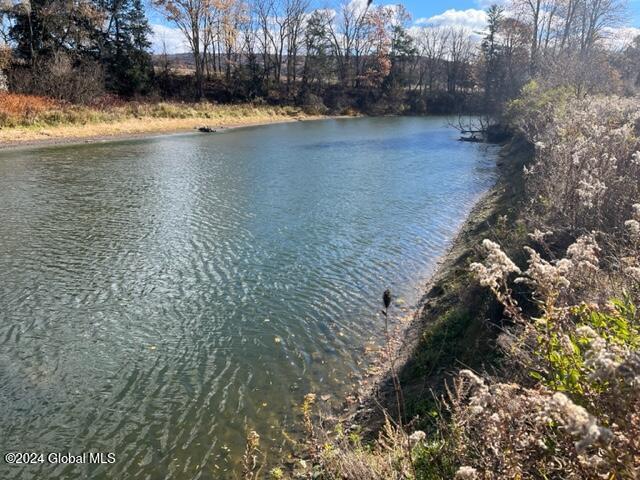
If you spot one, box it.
[0,117,497,479]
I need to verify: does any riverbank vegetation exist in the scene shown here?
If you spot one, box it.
[0,93,302,128]
[277,89,640,480]
[0,93,310,144]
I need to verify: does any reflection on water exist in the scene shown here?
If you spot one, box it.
[0,117,497,479]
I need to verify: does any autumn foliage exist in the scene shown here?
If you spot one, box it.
[0,93,61,126]
[0,93,58,116]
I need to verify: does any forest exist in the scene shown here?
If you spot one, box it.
[0,0,638,115]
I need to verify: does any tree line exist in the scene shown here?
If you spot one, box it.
[0,0,637,113]
[0,0,153,101]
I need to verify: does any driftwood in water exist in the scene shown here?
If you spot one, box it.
[451,115,511,143]
[459,135,484,143]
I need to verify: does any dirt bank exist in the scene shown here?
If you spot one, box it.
[346,137,533,434]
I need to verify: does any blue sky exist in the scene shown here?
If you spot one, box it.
[376,0,640,27]
[385,0,640,25]
[394,0,490,19]
[147,0,640,53]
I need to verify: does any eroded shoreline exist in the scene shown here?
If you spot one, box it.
[341,138,531,435]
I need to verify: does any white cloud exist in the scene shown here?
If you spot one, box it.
[474,0,509,10]
[346,0,370,17]
[602,26,640,50]
[415,9,488,32]
[150,24,190,54]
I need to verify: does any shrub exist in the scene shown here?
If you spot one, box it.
[508,90,640,237]
[0,93,59,126]
[300,93,328,115]
[10,53,104,104]
[463,227,639,478]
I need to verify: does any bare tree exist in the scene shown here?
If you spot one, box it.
[326,0,373,87]
[416,26,449,94]
[577,0,626,54]
[512,0,560,73]
[253,0,277,85]
[202,0,220,77]
[154,0,208,97]
[446,26,474,95]
[284,0,309,93]
[0,0,13,45]
[214,0,248,81]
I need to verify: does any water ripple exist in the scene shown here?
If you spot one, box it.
[0,117,497,479]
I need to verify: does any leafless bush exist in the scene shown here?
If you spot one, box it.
[11,52,104,104]
[311,415,416,480]
[0,44,10,92]
[446,369,632,479]
[538,49,623,97]
[300,92,328,115]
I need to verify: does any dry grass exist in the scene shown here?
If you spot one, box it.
[0,93,59,125]
[0,94,323,147]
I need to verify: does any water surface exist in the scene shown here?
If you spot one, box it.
[0,117,496,479]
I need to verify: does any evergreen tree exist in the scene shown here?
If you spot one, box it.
[8,0,153,96]
[481,4,506,112]
[100,0,154,95]
[9,0,102,62]
[389,24,417,87]
[302,10,333,90]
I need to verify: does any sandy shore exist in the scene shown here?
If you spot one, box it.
[0,113,332,150]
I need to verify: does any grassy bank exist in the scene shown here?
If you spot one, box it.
[0,93,324,147]
[397,138,532,422]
